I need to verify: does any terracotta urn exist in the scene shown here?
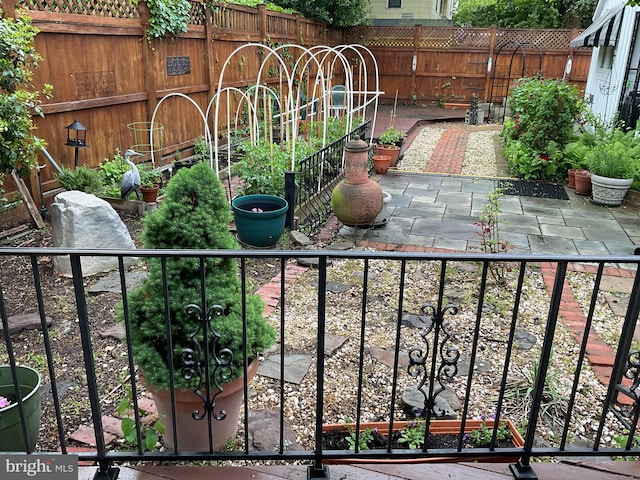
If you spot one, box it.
[331,135,383,226]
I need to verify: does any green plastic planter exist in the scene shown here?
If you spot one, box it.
[232,194,288,247]
[0,365,42,451]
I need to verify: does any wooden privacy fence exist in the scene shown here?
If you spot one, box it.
[345,25,590,107]
[1,0,591,226]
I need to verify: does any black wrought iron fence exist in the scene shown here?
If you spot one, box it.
[286,121,371,233]
[1,248,640,480]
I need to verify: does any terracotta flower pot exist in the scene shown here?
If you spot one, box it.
[144,358,259,452]
[140,185,160,203]
[372,155,391,174]
[567,168,577,189]
[376,144,400,167]
[574,171,591,195]
[321,419,524,464]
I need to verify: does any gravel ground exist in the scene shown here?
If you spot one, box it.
[398,124,502,177]
[249,258,620,452]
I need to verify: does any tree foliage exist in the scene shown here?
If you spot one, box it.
[0,10,51,174]
[271,0,371,27]
[453,0,597,28]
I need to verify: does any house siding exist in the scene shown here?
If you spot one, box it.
[368,0,453,25]
[582,0,640,123]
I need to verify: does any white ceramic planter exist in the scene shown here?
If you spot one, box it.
[590,173,633,206]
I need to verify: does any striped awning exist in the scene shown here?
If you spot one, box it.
[570,3,626,48]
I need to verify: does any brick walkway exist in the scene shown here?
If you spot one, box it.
[424,128,468,174]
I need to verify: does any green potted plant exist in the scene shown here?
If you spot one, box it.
[585,128,640,206]
[124,161,276,451]
[231,138,289,247]
[376,127,405,167]
[139,167,163,202]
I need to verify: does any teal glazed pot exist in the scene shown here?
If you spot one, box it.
[232,194,289,247]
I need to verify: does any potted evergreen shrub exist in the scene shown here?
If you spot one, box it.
[586,128,640,206]
[125,161,276,451]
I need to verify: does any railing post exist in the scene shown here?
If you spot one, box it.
[308,255,329,480]
[69,254,119,480]
[510,261,568,479]
[285,170,296,229]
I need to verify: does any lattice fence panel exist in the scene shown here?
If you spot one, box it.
[350,26,414,47]
[347,25,583,52]
[21,0,138,18]
[188,0,205,26]
[496,29,578,50]
[451,28,493,48]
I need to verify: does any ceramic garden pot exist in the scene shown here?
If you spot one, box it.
[574,171,591,195]
[0,365,41,451]
[145,358,259,452]
[590,173,633,206]
[232,194,289,247]
[375,144,400,167]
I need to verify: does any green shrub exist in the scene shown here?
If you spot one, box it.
[502,78,582,180]
[585,128,640,179]
[55,166,104,194]
[125,162,276,389]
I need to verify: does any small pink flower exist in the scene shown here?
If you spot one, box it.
[0,396,10,408]
[251,207,263,213]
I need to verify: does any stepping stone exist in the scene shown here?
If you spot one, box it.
[368,346,409,369]
[402,385,461,419]
[600,275,635,294]
[248,410,302,452]
[290,230,313,246]
[314,281,351,294]
[325,334,348,356]
[88,272,148,294]
[514,329,537,351]
[69,425,116,446]
[0,313,52,334]
[41,379,79,403]
[604,293,628,318]
[258,354,312,384]
[457,356,491,376]
[401,313,432,329]
[101,323,125,340]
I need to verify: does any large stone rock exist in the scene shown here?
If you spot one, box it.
[51,191,136,277]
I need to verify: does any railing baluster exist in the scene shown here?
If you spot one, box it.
[510,261,567,479]
[69,254,118,480]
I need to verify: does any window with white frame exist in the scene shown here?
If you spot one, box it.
[388,0,401,8]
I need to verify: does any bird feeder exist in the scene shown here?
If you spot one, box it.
[64,119,88,168]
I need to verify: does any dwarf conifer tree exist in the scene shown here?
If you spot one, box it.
[126,162,276,389]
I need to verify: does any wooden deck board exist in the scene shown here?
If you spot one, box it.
[78,461,640,480]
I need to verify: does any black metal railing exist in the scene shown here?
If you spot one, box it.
[1,248,640,480]
[286,120,371,233]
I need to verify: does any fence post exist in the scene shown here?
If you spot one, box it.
[259,4,267,40]
[136,1,159,124]
[204,5,216,100]
[483,25,497,103]
[411,25,420,104]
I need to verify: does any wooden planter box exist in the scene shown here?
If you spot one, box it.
[322,419,524,464]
